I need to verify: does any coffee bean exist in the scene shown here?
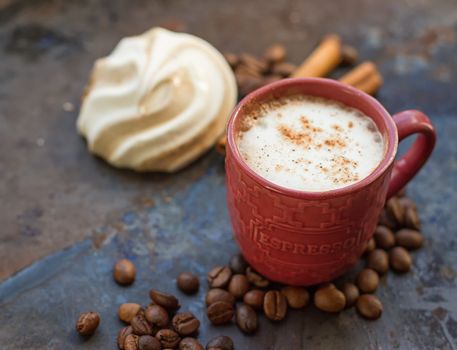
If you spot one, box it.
[264,44,286,64]
[398,196,416,210]
[208,266,232,289]
[236,74,263,97]
[236,65,263,80]
[245,267,270,288]
[378,208,397,229]
[364,238,376,254]
[149,289,180,311]
[139,335,161,350]
[367,249,389,275]
[215,135,227,156]
[356,294,383,320]
[397,187,407,197]
[395,229,424,250]
[177,272,199,295]
[356,269,380,293]
[390,246,412,273]
[229,253,248,274]
[374,225,395,249]
[236,304,258,334]
[180,337,204,350]
[124,334,140,350]
[341,45,358,66]
[386,197,405,226]
[206,335,234,350]
[172,312,200,336]
[243,289,265,310]
[281,286,309,309]
[114,259,136,285]
[340,282,359,308]
[239,53,269,74]
[404,208,421,230]
[206,288,236,306]
[263,291,287,321]
[76,311,100,336]
[271,62,296,77]
[119,303,142,323]
[118,326,133,349]
[228,274,250,299]
[155,329,181,349]
[131,314,153,336]
[261,74,283,86]
[314,283,346,313]
[207,301,234,325]
[145,304,169,328]
[223,53,239,69]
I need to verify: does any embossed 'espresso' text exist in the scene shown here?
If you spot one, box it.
[257,231,356,255]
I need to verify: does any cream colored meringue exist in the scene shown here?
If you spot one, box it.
[77,27,237,172]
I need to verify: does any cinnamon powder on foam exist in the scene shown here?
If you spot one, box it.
[277,116,358,185]
[236,95,384,192]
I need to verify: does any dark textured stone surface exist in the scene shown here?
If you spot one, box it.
[0,0,456,349]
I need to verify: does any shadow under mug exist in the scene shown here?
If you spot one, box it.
[225,78,436,286]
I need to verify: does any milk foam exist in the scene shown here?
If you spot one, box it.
[236,95,385,192]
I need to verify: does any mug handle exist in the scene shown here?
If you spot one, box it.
[386,110,436,199]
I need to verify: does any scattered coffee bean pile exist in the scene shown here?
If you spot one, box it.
[77,263,234,349]
[201,188,423,328]
[224,44,295,98]
[224,42,357,99]
[117,273,237,349]
[115,286,223,350]
[76,188,425,347]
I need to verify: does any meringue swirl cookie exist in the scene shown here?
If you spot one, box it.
[77,27,237,172]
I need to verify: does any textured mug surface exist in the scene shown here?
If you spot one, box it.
[225,78,436,286]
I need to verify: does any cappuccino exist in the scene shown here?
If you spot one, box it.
[236,95,385,192]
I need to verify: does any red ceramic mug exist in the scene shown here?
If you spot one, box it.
[225,78,436,286]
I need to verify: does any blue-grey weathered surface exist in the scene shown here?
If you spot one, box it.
[0,0,456,349]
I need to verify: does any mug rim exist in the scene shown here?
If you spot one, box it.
[226,77,398,199]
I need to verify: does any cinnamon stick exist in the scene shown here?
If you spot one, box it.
[339,61,383,95]
[291,34,342,78]
[215,135,227,156]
